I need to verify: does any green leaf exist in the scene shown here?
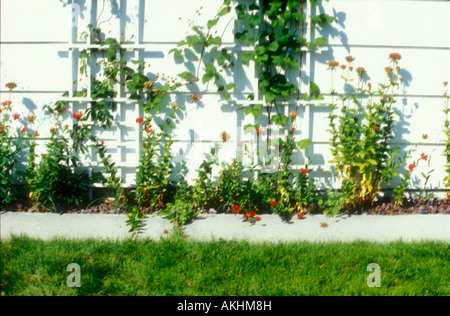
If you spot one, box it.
[310,81,324,100]
[272,114,289,126]
[207,36,222,46]
[267,41,279,52]
[264,91,277,104]
[237,11,249,20]
[218,6,231,16]
[242,51,254,65]
[313,36,328,46]
[297,139,312,150]
[249,14,263,28]
[177,39,187,47]
[186,35,199,47]
[234,30,249,42]
[168,48,182,57]
[178,71,196,82]
[311,14,337,26]
[255,46,266,56]
[226,83,236,90]
[207,18,219,30]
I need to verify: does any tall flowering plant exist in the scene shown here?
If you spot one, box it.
[327,53,405,211]
[442,81,450,198]
[0,82,24,204]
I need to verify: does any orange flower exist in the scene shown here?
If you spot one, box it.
[389,53,401,61]
[408,163,416,172]
[327,60,339,69]
[356,67,366,76]
[300,168,309,174]
[136,117,144,124]
[384,66,393,74]
[345,56,355,63]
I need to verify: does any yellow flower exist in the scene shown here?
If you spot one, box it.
[144,81,154,88]
[27,115,37,123]
[289,111,298,119]
[220,131,230,143]
[170,103,178,110]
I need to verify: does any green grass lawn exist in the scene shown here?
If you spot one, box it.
[1,236,448,296]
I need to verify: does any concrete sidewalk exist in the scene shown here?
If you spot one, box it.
[0,212,449,242]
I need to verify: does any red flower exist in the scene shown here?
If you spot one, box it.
[5,82,17,90]
[408,164,416,172]
[50,127,57,133]
[21,127,27,133]
[136,117,144,124]
[367,83,372,89]
[35,131,40,137]
[255,128,262,136]
[1,101,12,107]
[72,111,83,120]
[232,205,240,214]
[1,126,5,132]
[297,213,304,220]
[190,94,200,103]
[101,140,105,145]
[422,134,428,140]
[300,168,309,174]
[292,127,296,131]
[247,211,256,218]
[374,126,379,132]
[270,200,279,206]
[13,113,19,120]
[420,153,428,161]
[256,216,261,222]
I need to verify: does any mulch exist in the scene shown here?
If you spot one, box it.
[1,197,449,215]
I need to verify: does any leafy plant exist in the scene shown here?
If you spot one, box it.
[442,81,450,198]
[27,114,90,211]
[0,82,23,204]
[326,53,406,212]
[192,146,219,209]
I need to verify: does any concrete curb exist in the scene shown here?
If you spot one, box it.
[1,212,449,242]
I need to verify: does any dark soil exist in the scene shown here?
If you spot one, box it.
[1,196,449,215]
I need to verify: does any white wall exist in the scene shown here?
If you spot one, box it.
[1,0,449,193]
